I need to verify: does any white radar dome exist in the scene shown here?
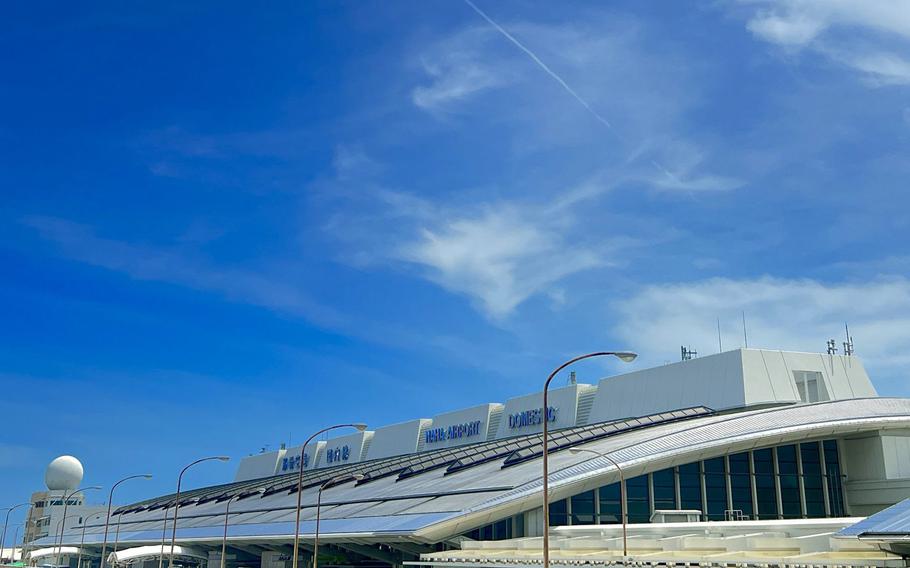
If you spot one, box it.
[45,455,84,491]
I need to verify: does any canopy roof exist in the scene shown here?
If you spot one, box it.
[106,545,206,565]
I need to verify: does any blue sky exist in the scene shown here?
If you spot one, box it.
[2,1,910,514]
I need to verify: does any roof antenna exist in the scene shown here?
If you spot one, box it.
[742,311,748,348]
[681,346,697,361]
[568,371,577,385]
[716,318,723,353]
[843,323,854,357]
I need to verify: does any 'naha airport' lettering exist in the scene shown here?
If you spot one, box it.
[425,420,483,444]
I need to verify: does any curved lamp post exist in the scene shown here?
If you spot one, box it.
[100,474,152,568]
[220,489,266,568]
[167,457,230,568]
[1,503,29,562]
[541,351,636,568]
[56,487,102,568]
[10,526,19,564]
[314,475,363,568]
[20,519,37,567]
[78,512,106,568]
[112,510,126,555]
[291,423,367,568]
[569,448,627,557]
[54,513,87,568]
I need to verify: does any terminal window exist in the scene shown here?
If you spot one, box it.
[793,371,829,403]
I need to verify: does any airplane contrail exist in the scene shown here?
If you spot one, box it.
[463,0,685,185]
[462,0,617,133]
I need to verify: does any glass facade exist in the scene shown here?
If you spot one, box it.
[468,439,848,540]
[753,448,778,519]
[548,439,847,528]
[570,490,596,525]
[777,444,801,518]
[704,456,728,521]
[678,462,702,511]
[598,482,621,523]
[653,468,676,511]
[729,452,753,519]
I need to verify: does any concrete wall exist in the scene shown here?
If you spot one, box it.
[365,419,431,461]
[495,384,593,439]
[587,349,876,424]
[421,403,503,451]
[318,430,373,468]
[587,350,747,424]
[233,450,284,481]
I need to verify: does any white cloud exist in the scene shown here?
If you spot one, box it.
[744,0,910,45]
[832,50,910,86]
[740,0,910,86]
[747,11,827,46]
[411,27,512,111]
[399,206,604,319]
[614,276,910,379]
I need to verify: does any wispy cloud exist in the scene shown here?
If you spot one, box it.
[23,215,345,327]
[399,205,605,319]
[613,276,910,383]
[411,27,513,111]
[739,0,910,86]
[318,148,643,320]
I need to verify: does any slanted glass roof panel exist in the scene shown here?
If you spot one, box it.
[840,498,910,536]
[318,500,386,520]
[336,497,436,518]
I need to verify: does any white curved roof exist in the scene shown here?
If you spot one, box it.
[28,546,80,560]
[46,397,910,547]
[106,545,206,564]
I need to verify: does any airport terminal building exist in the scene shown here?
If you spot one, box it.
[31,349,910,567]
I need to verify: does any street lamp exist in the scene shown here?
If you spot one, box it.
[569,448,627,557]
[100,474,152,568]
[56,486,102,568]
[541,351,636,568]
[78,512,106,568]
[20,519,37,567]
[10,526,19,564]
[314,474,363,568]
[167,457,230,568]
[220,489,265,568]
[291,423,367,568]
[112,510,125,555]
[1,503,30,562]
[54,513,86,568]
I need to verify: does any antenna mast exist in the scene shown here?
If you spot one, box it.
[843,323,855,356]
[742,311,748,348]
[717,318,723,352]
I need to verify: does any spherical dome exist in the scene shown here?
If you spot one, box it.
[45,455,84,491]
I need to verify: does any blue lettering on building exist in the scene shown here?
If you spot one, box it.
[326,445,352,464]
[508,406,558,429]
[281,452,311,472]
[424,420,483,444]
